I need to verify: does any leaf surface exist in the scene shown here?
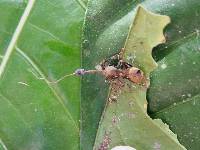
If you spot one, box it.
[148,30,200,150]
[0,0,84,149]
[82,0,200,149]
[93,6,185,150]
[0,0,26,56]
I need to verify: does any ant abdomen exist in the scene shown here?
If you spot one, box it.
[125,67,144,84]
[101,65,145,84]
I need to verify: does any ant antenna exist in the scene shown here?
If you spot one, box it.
[50,73,76,83]
[48,69,101,84]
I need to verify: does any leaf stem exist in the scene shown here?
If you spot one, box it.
[0,0,36,79]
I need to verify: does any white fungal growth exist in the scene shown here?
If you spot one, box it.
[95,65,102,71]
[161,64,167,69]
[196,29,200,35]
[127,55,134,61]
[187,93,191,97]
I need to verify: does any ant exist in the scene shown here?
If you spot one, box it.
[31,49,147,102]
[98,53,145,85]
[48,50,146,87]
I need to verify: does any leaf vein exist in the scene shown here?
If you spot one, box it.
[15,46,79,132]
[152,94,200,116]
[161,31,199,51]
[28,22,63,42]
[0,0,35,78]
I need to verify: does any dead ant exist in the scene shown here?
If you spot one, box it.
[48,51,146,86]
[98,53,145,85]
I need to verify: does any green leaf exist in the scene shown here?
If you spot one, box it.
[0,1,26,56]
[123,6,169,75]
[145,1,200,150]
[81,1,144,149]
[0,0,84,149]
[82,0,200,149]
[148,26,200,150]
[93,6,185,150]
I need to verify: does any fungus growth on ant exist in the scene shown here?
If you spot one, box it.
[36,49,146,86]
[32,48,146,86]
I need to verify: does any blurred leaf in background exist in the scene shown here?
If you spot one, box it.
[0,0,85,149]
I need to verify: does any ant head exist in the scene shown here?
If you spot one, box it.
[126,67,144,84]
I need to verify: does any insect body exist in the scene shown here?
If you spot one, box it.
[98,53,145,85]
[46,50,146,85]
[101,65,144,84]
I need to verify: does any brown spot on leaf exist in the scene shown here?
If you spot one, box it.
[98,132,111,150]
[112,115,120,125]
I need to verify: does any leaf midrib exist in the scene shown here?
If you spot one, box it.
[0,0,35,78]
